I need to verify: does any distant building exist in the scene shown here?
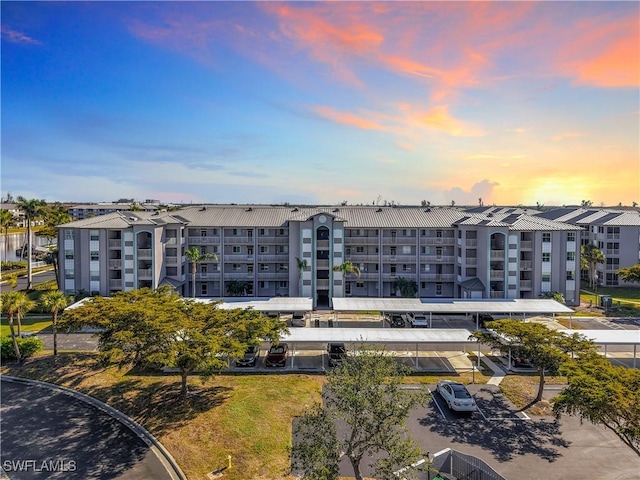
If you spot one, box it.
[536,208,640,287]
[66,203,158,221]
[58,205,583,306]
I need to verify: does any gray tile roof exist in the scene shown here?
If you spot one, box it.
[536,207,640,226]
[59,205,578,231]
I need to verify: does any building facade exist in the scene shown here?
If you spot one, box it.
[536,208,640,287]
[58,205,583,306]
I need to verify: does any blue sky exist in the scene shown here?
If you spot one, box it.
[2,1,638,206]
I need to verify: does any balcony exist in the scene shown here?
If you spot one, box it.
[382,236,415,245]
[137,249,152,259]
[358,272,379,280]
[490,291,504,299]
[520,260,532,270]
[420,273,455,282]
[606,249,619,256]
[490,250,505,260]
[138,269,152,279]
[316,259,329,269]
[224,272,254,280]
[383,254,415,263]
[422,237,456,245]
[420,255,456,263]
[490,270,505,280]
[317,239,329,249]
[465,239,478,247]
[196,272,220,280]
[108,259,122,269]
[257,254,289,262]
[224,254,254,262]
[520,280,532,289]
[224,236,253,244]
[316,279,330,289]
[465,257,477,265]
[606,234,620,240]
[520,241,533,249]
[258,236,289,244]
[187,236,220,244]
[256,272,289,280]
[166,257,179,266]
[108,239,122,248]
[346,254,379,262]
[109,279,122,289]
[165,237,178,245]
[344,237,379,245]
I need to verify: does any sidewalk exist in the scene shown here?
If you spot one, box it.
[478,352,507,386]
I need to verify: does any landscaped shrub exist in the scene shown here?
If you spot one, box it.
[1,336,44,361]
[1,261,27,271]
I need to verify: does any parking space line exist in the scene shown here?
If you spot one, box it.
[427,388,447,419]
[475,404,488,421]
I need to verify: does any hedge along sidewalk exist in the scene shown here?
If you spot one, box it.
[1,375,187,480]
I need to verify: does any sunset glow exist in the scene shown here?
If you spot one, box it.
[1,1,638,206]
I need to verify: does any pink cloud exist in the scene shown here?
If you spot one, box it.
[312,106,387,131]
[1,26,41,45]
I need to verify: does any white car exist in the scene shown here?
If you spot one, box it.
[436,381,477,412]
[408,312,428,328]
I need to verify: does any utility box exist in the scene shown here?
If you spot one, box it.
[600,295,612,308]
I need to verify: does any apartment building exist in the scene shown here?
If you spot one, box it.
[58,205,582,306]
[66,202,158,220]
[536,208,640,287]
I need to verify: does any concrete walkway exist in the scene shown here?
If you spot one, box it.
[479,352,507,385]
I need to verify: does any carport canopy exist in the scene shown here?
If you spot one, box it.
[195,296,313,312]
[331,297,574,315]
[281,327,476,344]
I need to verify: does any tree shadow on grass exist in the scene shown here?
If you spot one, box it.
[421,387,569,463]
[2,353,233,436]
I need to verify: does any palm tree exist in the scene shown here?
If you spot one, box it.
[1,291,22,360]
[296,257,308,293]
[581,244,605,289]
[40,290,70,356]
[13,291,35,337]
[0,209,17,261]
[16,197,47,289]
[184,246,218,298]
[332,261,361,296]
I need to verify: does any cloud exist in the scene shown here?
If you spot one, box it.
[410,105,484,137]
[552,132,585,142]
[1,26,41,45]
[444,179,500,205]
[312,106,387,131]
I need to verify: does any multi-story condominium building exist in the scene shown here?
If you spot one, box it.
[66,202,158,220]
[58,205,583,306]
[536,208,640,287]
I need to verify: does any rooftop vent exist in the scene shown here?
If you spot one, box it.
[292,207,299,212]
[376,208,383,212]
[246,207,253,212]
[199,206,207,211]
[424,208,431,212]
[333,208,339,212]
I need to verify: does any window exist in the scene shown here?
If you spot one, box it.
[542,274,551,283]
[200,246,207,254]
[64,230,74,240]
[232,229,238,236]
[356,246,364,254]
[232,246,241,253]
[166,267,177,276]
[345,283,351,295]
[277,245,288,254]
[402,264,410,272]
[65,271,75,279]
[402,229,409,236]
[260,264,269,271]
[390,246,397,256]
[233,264,241,271]
[260,246,269,254]
[279,263,288,271]
[259,228,266,236]
[542,252,551,262]
[421,282,426,289]
[90,231,99,241]
[65,249,74,260]
[436,230,443,238]
[390,265,397,274]
[356,281,364,288]
[278,229,285,236]
[402,245,411,254]
[200,230,207,237]
[566,271,575,280]
[201,264,207,274]
[90,251,99,261]
[542,232,551,243]
[247,229,253,237]
[247,264,254,273]
[466,268,476,276]
[279,281,288,288]
[436,247,443,259]
[421,246,428,254]
[201,284,208,295]
[247,246,253,255]
[259,281,268,288]
[90,273,99,281]
[567,232,576,242]
[435,283,443,296]
[212,228,218,235]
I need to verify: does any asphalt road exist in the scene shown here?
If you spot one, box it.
[0,269,57,293]
[0,379,177,480]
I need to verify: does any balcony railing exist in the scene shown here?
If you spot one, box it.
[465,257,477,265]
[606,249,619,255]
[165,257,179,266]
[165,237,178,245]
[196,272,221,280]
[224,272,254,279]
[187,236,221,244]
[109,279,122,288]
[224,254,254,262]
[344,237,379,245]
[316,279,330,289]
[382,236,416,245]
[138,269,152,279]
[224,236,253,244]
[422,237,456,245]
[255,272,289,280]
[257,254,289,262]
[490,291,504,299]
[258,236,289,244]
[383,254,415,263]
[490,250,505,259]
[346,254,379,262]
[108,259,122,269]
[420,273,455,282]
[606,234,620,240]
[520,280,532,289]
[420,255,456,263]
[316,259,329,269]
[520,260,532,270]
[358,272,379,280]
[490,270,505,280]
[137,249,152,258]
[108,239,122,248]
[520,241,533,249]
[465,239,478,247]
[316,239,329,249]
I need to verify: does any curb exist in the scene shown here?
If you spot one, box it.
[0,375,187,480]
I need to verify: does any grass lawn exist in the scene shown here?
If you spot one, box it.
[499,374,567,415]
[1,353,324,480]
[0,314,52,336]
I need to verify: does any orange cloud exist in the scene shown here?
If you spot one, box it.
[552,132,585,142]
[411,105,484,137]
[313,106,387,131]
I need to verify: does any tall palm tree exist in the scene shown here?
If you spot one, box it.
[13,291,35,337]
[40,290,70,356]
[0,209,17,261]
[296,257,308,294]
[333,261,361,296]
[16,197,47,289]
[1,291,22,360]
[184,246,218,298]
[581,244,605,289]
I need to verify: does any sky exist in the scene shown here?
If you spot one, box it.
[1,1,639,207]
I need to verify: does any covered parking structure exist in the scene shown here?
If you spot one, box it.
[278,327,477,371]
[331,298,574,329]
[207,297,313,315]
[559,329,640,368]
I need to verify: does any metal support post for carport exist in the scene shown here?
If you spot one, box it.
[291,343,296,368]
[429,312,432,329]
[415,343,419,370]
[634,345,637,369]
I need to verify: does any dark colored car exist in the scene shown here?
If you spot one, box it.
[265,343,289,367]
[236,345,261,367]
[327,343,347,367]
[385,314,406,328]
[474,313,493,328]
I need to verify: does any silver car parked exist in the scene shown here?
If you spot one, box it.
[436,381,477,412]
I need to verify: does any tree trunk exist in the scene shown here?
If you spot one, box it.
[53,257,60,290]
[180,371,189,396]
[7,315,21,361]
[349,455,363,480]
[536,366,546,403]
[53,311,58,356]
[191,264,196,298]
[26,220,33,290]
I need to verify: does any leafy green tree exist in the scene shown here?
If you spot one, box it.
[1,291,23,360]
[292,345,428,480]
[0,209,17,260]
[60,287,286,396]
[470,319,596,402]
[296,257,308,294]
[13,291,35,338]
[554,352,640,456]
[618,264,640,284]
[1,336,43,361]
[40,290,71,356]
[581,244,605,289]
[16,196,47,289]
[393,277,418,297]
[36,202,72,243]
[184,246,218,298]
[226,280,248,297]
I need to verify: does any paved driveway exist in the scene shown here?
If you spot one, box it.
[0,378,180,480]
